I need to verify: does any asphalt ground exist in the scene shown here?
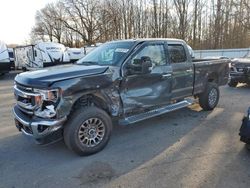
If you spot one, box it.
[0,71,250,188]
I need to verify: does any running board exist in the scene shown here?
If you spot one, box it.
[119,99,194,126]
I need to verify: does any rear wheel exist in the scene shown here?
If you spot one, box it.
[228,79,238,87]
[64,106,112,156]
[199,82,219,111]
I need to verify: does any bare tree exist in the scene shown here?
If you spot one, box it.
[30,0,250,49]
[172,0,191,40]
[61,0,102,44]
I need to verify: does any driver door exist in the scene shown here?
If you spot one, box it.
[120,41,173,114]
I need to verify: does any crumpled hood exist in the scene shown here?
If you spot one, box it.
[15,64,109,88]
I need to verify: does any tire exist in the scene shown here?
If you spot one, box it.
[64,106,112,156]
[199,82,220,111]
[228,79,238,87]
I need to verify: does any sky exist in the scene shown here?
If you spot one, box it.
[0,0,56,45]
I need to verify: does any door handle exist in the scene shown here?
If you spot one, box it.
[186,69,193,73]
[162,73,172,78]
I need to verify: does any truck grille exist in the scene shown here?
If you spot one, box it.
[236,67,244,72]
[14,83,41,115]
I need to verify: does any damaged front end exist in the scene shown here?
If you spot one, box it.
[13,83,66,144]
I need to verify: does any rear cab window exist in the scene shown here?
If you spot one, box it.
[168,44,187,63]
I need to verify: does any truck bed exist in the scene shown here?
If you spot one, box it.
[192,59,230,95]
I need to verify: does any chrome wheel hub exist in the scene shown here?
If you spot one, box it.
[78,118,105,147]
[208,88,218,107]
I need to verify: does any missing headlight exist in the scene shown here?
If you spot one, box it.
[34,88,60,102]
[33,88,61,118]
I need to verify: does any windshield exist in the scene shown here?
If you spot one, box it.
[77,41,135,66]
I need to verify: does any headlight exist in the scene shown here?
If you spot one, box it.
[34,88,60,102]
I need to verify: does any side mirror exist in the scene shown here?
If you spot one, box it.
[127,56,152,75]
[141,56,153,74]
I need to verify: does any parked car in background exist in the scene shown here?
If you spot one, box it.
[228,52,250,87]
[240,107,250,150]
[0,41,11,75]
[14,42,70,71]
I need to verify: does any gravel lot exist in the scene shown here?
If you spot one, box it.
[0,71,250,188]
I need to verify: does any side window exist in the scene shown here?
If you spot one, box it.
[168,44,187,63]
[131,44,166,66]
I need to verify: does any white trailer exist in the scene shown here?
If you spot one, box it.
[14,42,70,71]
[0,41,11,75]
[67,48,85,63]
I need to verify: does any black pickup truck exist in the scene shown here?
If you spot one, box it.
[228,52,250,87]
[13,39,229,155]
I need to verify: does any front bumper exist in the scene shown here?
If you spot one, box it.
[230,65,250,83]
[230,72,250,83]
[13,105,67,145]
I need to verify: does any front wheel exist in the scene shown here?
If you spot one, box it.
[199,82,220,111]
[64,106,112,156]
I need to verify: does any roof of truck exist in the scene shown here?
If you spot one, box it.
[108,38,186,44]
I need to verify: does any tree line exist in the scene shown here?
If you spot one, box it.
[30,0,250,50]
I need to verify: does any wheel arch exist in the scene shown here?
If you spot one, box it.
[72,93,110,114]
[70,89,121,117]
